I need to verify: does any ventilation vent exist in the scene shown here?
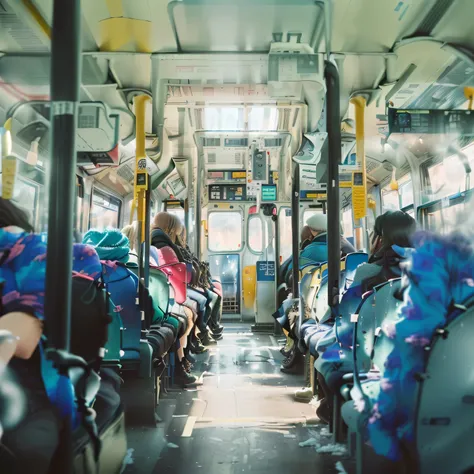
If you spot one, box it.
[282,108,291,130]
[415,0,455,36]
[0,1,48,52]
[223,137,248,147]
[202,137,220,147]
[366,159,381,174]
[265,138,282,147]
[207,153,217,164]
[117,163,135,182]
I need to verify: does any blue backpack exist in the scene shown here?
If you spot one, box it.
[101,262,142,361]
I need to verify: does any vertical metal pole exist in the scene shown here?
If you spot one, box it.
[195,156,202,258]
[144,186,151,287]
[325,61,342,443]
[291,163,300,298]
[45,0,81,352]
[44,1,81,472]
[273,210,282,335]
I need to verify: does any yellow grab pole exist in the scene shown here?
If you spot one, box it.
[349,96,367,250]
[132,95,151,242]
[22,0,52,39]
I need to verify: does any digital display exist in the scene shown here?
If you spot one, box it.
[261,184,277,202]
[209,185,247,201]
[353,172,363,186]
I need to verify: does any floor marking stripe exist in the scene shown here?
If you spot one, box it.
[181,416,197,437]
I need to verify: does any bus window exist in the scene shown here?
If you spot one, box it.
[168,208,185,225]
[382,189,400,211]
[399,178,414,209]
[427,155,465,199]
[208,211,242,252]
[89,189,121,230]
[382,174,414,212]
[248,215,263,253]
[12,177,38,227]
[342,208,353,238]
[278,207,292,262]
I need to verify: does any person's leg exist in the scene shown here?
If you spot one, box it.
[316,371,333,424]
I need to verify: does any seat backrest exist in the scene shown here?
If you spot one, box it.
[343,252,369,290]
[354,291,377,374]
[370,279,402,371]
[101,262,141,358]
[155,246,187,304]
[415,301,474,474]
[313,278,329,322]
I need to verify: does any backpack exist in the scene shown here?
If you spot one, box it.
[100,262,142,359]
[70,273,112,369]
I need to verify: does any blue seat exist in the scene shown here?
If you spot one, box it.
[414,297,474,474]
[343,252,368,291]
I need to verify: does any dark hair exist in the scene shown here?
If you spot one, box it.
[379,210,416,249]
[0,198,34,232]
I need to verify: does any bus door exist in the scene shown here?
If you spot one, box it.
[207,208,243,318]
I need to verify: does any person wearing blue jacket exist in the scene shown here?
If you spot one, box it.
[306,211,416,422]
[281,213,355,287]
[0,199,105,473]
[362,228,474,463]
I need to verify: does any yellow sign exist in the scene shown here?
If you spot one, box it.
[232,171,246,179]
[2,155,17,200]
[306,193,326,199]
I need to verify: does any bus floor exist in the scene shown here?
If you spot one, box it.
[124,323,356,474]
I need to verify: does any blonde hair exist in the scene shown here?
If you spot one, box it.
[122,221,139,251]
[152,212,183,244]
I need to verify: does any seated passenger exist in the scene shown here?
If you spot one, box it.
[312,211,416,423]
[364,225,474,462]
[282,214,356,287]
[0,199,119,473]
[176,227,224,339]
[151,213,216,350]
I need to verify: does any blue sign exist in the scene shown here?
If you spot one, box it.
[256,261,275,282]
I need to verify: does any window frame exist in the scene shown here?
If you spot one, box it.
[417,188,472,232]
[207,210,243,253]
[88,186,123,231]
[247,214,264,254]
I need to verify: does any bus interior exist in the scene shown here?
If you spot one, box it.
[0,0,474,473]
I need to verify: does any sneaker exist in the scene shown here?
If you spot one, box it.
[280,338,295,357]
[199,332,217,346]
[294,387,313,403]
[210,332,223,341]
[174,361,198,387]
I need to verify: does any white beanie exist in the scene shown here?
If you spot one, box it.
[306,213,327,232]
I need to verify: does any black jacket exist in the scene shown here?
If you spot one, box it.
[150,228,185,262]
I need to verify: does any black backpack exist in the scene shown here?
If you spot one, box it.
[70,273,112,369]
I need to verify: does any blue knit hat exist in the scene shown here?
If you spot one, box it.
[82,229,130,263]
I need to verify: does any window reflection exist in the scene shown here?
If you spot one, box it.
[208,212,242,252]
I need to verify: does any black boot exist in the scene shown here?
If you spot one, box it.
[199,330,217,346]
[174,360,198,388]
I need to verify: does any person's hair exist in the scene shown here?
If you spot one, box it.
[152,212,183,244]
[0,198,34,232]
[378,210,416,250]
[300,225,314,250]
[176,226,187,248]
[122,221,139,252]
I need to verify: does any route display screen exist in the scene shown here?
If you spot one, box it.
[209,184,247,201]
